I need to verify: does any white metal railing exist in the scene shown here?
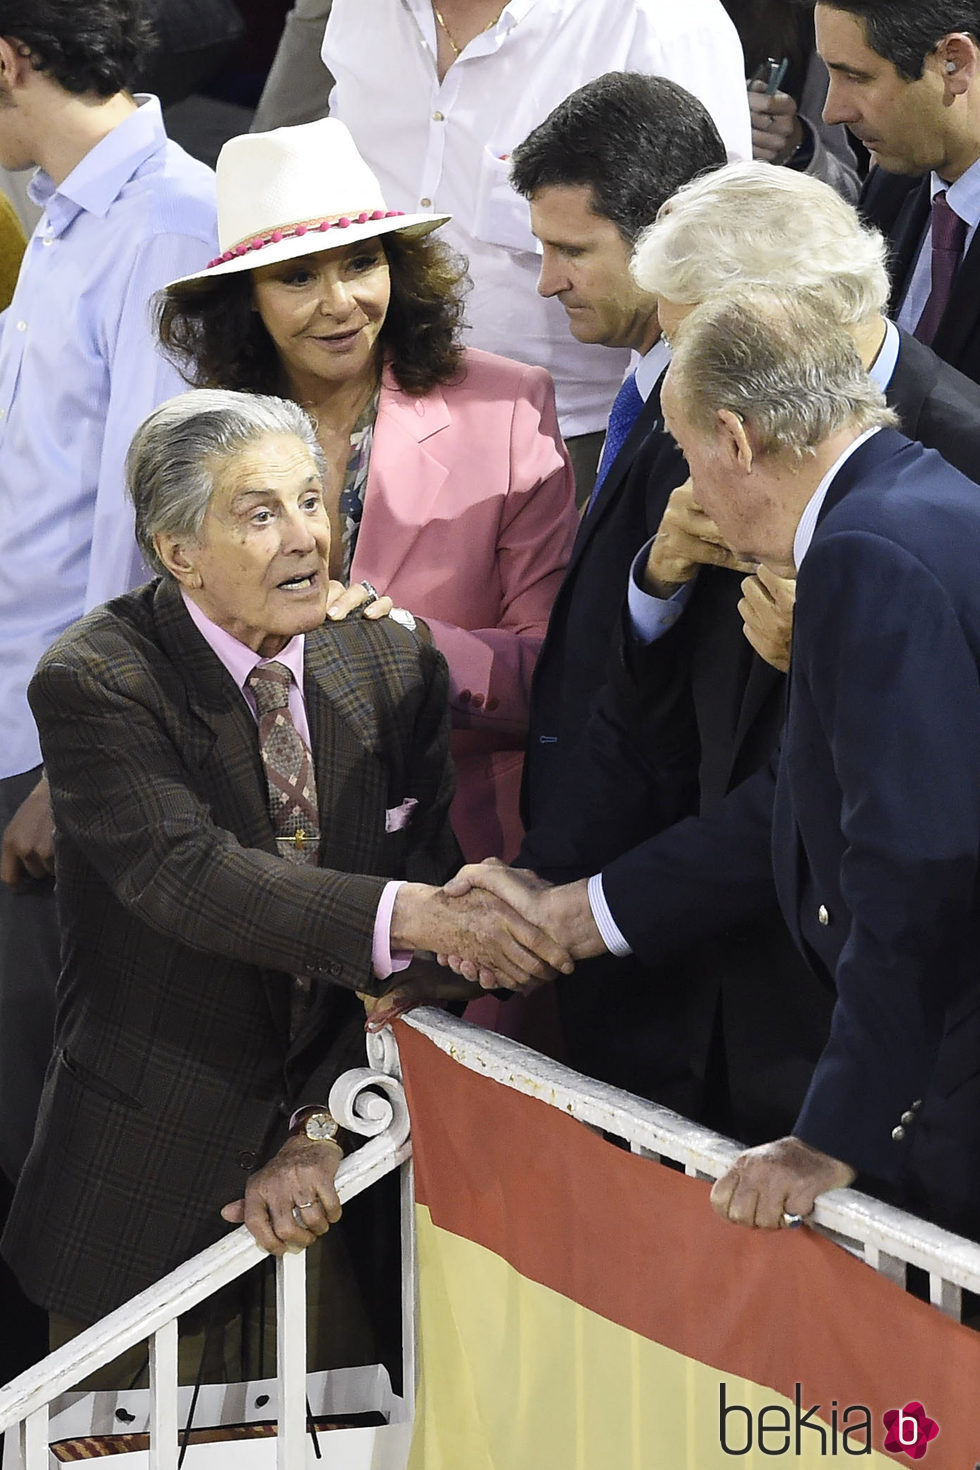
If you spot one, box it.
[402,1008,980,1320]
[0,1030,413,1469]
[4,1008,980,1467]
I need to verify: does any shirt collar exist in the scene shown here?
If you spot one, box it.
[868,317,900,391]
[792,428,881,571]
[633,338,672,402]
[180,588,306,697]
[29,94,167,234]
[931,155,980,230]
[404,0,534,33]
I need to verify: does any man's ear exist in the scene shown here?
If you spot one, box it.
[938,33,978,96]
[0,35,35,91]
[716,408,754,474]
[154,533,203,589]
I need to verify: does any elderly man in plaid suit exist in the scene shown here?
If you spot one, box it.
[2,389,565,1384]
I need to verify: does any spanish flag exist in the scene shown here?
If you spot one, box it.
[397,1021,980,1468]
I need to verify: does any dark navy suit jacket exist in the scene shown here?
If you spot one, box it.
[521,378,686,833]
[520,333,980,1141]
[599,429,980,1229]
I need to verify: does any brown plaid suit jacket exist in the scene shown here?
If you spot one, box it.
[3,578,459,1322]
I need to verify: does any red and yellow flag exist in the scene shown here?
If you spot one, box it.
[397,1022,980,1468]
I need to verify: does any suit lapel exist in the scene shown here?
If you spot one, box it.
[882,177,931,313]
[350,371,451,589]
[814,427,912,526]
[293,623,389,1058]
[154,581,295,1045]
[886,329,932,437]
[302,620,387,857]
[566,385,665,576]
[728,658,785,787]
[152,580,276,857]
[933,228,980,366]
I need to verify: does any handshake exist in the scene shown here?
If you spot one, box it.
[372,861,608,1026]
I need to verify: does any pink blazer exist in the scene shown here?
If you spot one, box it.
[351,347,577,861]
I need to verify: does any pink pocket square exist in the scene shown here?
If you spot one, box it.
[385,797,418,833]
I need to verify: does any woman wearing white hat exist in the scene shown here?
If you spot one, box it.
[159,117,576,864]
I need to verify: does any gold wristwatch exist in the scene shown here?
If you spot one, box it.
[288,1105,343,1150]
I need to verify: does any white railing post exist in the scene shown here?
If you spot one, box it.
[149,1316,179,1470]
[18,1406,48,1470]
[276,1248,307,1470]
[0,1021,414,1465]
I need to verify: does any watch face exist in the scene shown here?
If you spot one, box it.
[306,1113,339,1142]
[388,607,417,632]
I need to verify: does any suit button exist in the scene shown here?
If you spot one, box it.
[817,905,830,926]
[486,697,499,711]
[328,962,342,977]
[458,690,471,704]
[238,1150,257,1169]
[470,693,484,708]
[901,1110,915,1126]
[891,1126,906,1143]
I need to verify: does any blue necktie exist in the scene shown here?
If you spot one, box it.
[588,371,644,514]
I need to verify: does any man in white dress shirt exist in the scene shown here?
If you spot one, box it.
[322,0,750,497]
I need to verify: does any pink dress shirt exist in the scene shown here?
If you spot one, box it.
[181,591,407,978]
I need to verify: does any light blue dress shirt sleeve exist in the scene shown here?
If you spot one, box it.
[627,536,696,644]
[85,230,211,611]
[0,98,216,778]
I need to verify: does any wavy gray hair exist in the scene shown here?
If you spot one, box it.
[669,286,897,460]
[632,161,890,328]
[126,389,325,578]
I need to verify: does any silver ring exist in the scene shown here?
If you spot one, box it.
[781,1211,804,1229]
[359,579,379,604]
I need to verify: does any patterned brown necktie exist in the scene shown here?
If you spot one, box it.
[247,661,320,866]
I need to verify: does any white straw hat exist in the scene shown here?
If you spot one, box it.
[167,117,450,288]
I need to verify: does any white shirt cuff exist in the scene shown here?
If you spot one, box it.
[627,539,695,643]
[587,873,632,958]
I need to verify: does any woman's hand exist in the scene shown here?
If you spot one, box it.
[325,579,393,621]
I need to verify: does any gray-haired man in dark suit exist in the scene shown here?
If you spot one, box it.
[2,390,560,1382]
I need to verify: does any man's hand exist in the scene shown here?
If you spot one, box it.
[220,1133,343,1254]
[362,958,482,1031]
[390,876,574,992]
[440,862,607,988]
[738,564,796,673]
[748,82,805,166]
[644,480,756,597]
[710,1136,856,1231]
[325,579,393,622]
[1,775,56,886]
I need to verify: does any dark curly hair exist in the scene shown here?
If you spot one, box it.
[0,0,153,96]
[157,231,468,399]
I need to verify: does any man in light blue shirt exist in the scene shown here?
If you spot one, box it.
[0,0,217,1194]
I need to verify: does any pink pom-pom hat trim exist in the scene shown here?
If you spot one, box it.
[205,210,406,270]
